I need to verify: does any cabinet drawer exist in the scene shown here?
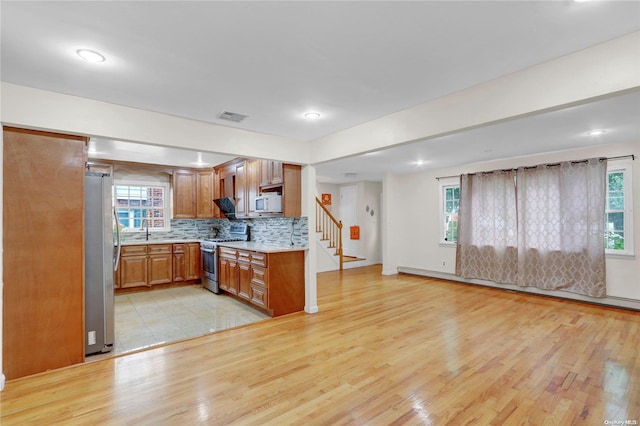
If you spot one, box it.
[238,249,251,263]
[250,252,267,267]
[121,245,147,256]
[219,247,237,258]
[173,243,185,254]
[251,266,268,288]
[250,284,268,309]
[148,244,172,254]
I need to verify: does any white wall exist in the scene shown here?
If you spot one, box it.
[384,141,640,307]
[358,181,382,265]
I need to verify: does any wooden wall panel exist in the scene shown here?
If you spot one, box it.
[3,127,86,380]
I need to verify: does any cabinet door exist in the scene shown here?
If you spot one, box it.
[238,260,251,300]
[227,258,239,295]
[120,256,148,288]
[235,162,246,216]
[173,252,186,282]
[247,160,260,215]
[173,170,197,218]
[219,255,231,292]
[250,285,268,309]
[186,243,201,280]
[148,254,173,285]
[196,170,214,218]
[259,160,271,186]
[270,160,283,185]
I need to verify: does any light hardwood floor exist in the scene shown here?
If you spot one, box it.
[1,265,639,425]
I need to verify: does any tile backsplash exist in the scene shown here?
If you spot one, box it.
[120,217,309,247]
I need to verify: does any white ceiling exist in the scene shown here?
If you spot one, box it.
[2,1,640,182]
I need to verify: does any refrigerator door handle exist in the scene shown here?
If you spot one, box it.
[113,207,122,271]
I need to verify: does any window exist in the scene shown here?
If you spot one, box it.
[605,163,634,256]
[440,182,460,244]
[115,180,170,233]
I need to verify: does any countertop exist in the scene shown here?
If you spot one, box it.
[215,241,308,253]
[121,239,308,253]
[121,239,201,246]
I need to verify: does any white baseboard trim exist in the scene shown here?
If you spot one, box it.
[305,305,319,314]
[398,266,640,311]
[1,373,5,391]
[381,268,397,276]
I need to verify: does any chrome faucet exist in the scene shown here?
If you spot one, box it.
[140,218,149,241]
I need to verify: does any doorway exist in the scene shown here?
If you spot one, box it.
[340,185,358,258]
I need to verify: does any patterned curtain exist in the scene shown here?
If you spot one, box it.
[516,158,607,297]
[455,170,518,284]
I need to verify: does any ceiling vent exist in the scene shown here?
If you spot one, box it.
[217,111,249,123]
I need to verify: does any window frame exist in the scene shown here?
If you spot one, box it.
[114,179,171,233]
[439,179,460,246]
[605,162,634,257]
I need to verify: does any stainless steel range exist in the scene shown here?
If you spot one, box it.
[201,224,249,293]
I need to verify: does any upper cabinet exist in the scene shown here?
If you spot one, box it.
[173,169,216,219]
[173,170,197,218]
[260,160,283,187]
[195,169,215,218]
[214,158,301,218]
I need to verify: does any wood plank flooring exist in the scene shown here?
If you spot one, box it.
[1,265,639,425]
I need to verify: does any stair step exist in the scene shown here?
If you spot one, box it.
[342,256,365,263]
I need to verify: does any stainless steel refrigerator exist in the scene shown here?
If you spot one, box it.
[85,172,120,355]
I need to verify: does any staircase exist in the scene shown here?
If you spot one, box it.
[315,197,366,271]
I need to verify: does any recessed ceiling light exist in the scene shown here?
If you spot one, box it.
[304,112,321,120]
[587,129,606,136]
[76,49,105,63]
[414,160,427,166]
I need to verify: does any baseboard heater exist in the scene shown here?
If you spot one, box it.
[397,266,640,311]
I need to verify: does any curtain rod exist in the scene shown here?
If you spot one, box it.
[435,154,635,181]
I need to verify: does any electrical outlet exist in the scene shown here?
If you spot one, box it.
[442,261,446,266]
[88,330,96,345]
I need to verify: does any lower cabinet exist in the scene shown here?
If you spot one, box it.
[173,243,201,282]
[217,246,305,316]
[118,243,201,289]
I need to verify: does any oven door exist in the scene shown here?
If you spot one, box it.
[201,246,219,293]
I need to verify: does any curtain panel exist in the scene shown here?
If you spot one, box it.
[455,158,607,298]
[455,170,518,284]
[516,158,607,297]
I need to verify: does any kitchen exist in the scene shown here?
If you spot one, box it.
[3,128,310,379]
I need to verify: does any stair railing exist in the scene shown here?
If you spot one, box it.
[315,197,343,270]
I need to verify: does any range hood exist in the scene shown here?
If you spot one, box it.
[213,197,237,220]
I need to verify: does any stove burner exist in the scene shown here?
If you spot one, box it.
[204,238,246,243]
[201,223,249,249]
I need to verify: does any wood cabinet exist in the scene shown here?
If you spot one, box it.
[118,242,200,289]
[173,170,197,218]
[148,244,173,285]
[3,127,86,380]
[260,160,283,186]
[247,159,261,216]
[217,246,305,316]
[173,169,216,219]
[119,245,148,288]
[196,170,215,218]
[215,158,301,218]
[219,247,238,295]
[173,243,201,282]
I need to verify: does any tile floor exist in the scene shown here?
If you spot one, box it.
[87,285,269,361]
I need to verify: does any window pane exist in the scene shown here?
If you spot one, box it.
[608,172,624,191]
[606,231,625,250]
[607,212,624,231]
[608,195,624,210]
